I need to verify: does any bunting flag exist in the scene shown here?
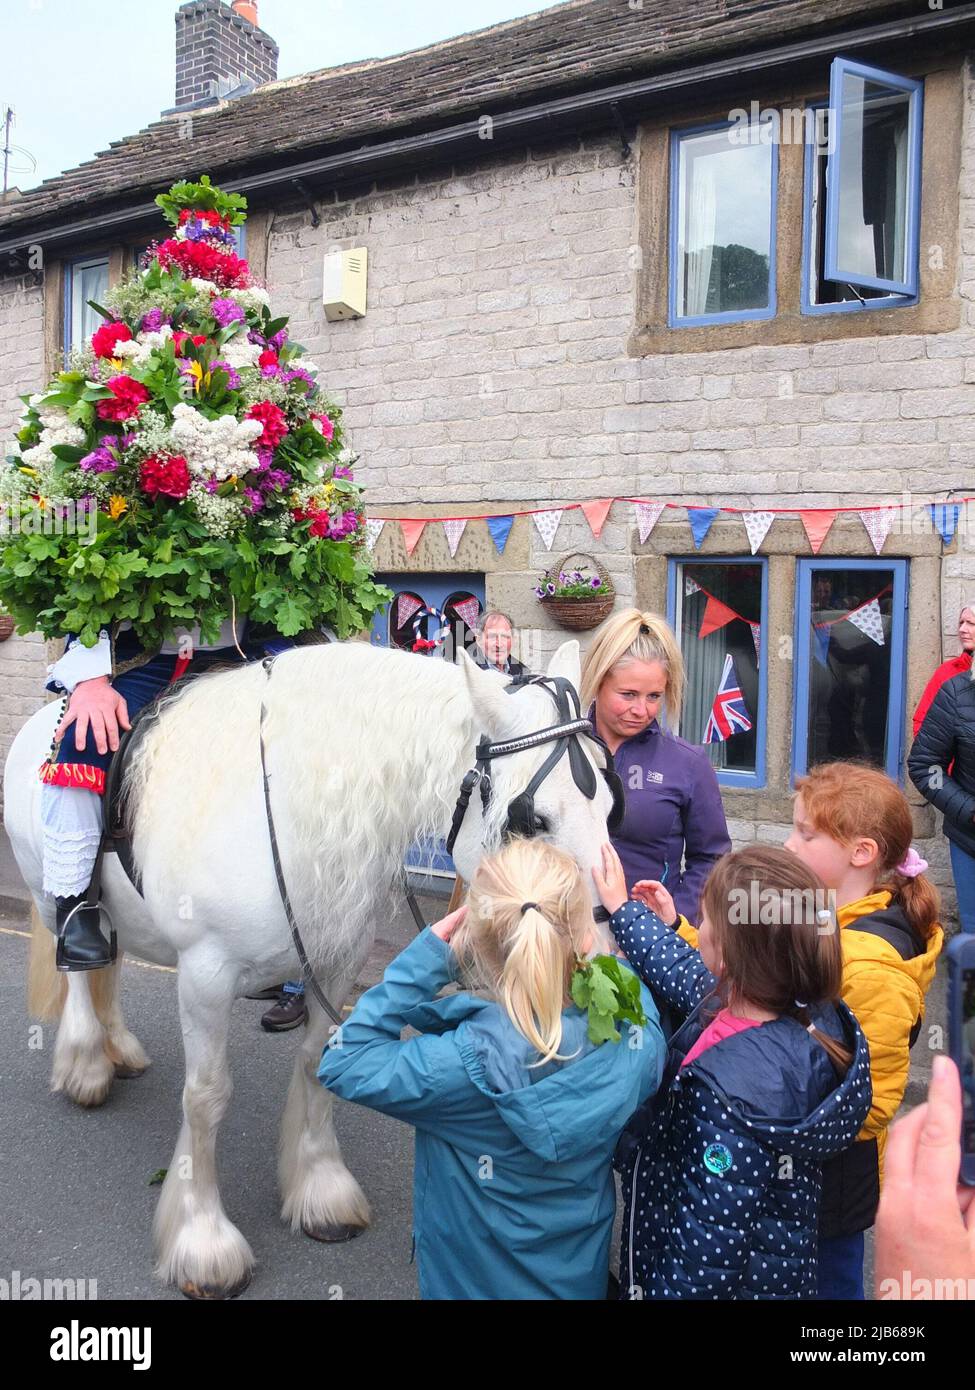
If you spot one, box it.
[452,596,481,629]
[396,593,424,628]
[699,594,739,639]
[486,514,515,554]
[930,502,961,546]
[634,500,666,544]
[687,507,719,549]
[400,518,427,556]
[703,654,753,744]
[846,596,885,646]
[685,575,701,597]
[364,518,385,552]
[532,508,563,550]
[859,507,898,557]
[442,518,467,557]
[812,623,832,667]
[800,510,837,555]
[741,511,775,555]
[749,622,762,664]
[581,498,613,539]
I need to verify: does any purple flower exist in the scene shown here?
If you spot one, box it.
[210,298,246,328]
[252,446,274,472]
[203,479,221,494]
[534,586,545,599]
[247,329,265,346]
[209,358,242,389]
[140,308,169,332]
[269,328,288,351]
[590,576,602,589]
[243,487,265,514]
[260,468,292,493]
[79,443,120,473]
[260,362,282,379]
[333,464,354,481]
[282,368,315,393]
[546,582,556,597]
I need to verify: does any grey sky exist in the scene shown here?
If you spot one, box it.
[1,0,564,191]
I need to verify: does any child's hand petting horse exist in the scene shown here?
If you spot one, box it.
[592,842,629,916]
[430,904,468,944]
[631,880,677,926]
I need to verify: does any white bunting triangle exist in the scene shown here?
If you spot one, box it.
[742,511,775,555]
[750,623,761,664]
[634,501,666,544]
[685,576,701,596]
[442,518,467,557]
[858,508,898,557]
[396,593,424,628]
[364,518,385,552]
[532,509,563,551]
[846,597,885,646]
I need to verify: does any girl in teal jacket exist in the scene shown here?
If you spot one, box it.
[317,838,666,1300]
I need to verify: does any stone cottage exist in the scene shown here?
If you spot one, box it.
[2,0,974,910]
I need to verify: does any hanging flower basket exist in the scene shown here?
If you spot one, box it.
[0,613,14,641]
[534,552,615,632]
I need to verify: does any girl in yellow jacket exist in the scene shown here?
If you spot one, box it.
[634,762,943,1302]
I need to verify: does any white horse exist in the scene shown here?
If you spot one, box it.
[3,638,617,1298]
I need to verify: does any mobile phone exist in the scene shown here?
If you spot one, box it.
[947,932,975,1186]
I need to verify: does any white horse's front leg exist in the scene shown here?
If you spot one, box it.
[154,951,253,1298]
[51,970,115,1108]
[279,970,371,1242]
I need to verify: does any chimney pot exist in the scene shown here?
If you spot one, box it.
[231,1,259,23]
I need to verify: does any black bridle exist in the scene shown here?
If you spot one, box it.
[445,672,625,919]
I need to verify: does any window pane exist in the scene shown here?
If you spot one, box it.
[808,109,888,307]
[677,562,761,774]
[805,567,894,769]
[676,128,772,318]
[835,72,911,285]
[71,261,109,352]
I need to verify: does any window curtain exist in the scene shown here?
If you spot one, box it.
[685,160,717,316]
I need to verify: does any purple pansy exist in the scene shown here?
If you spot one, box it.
[140,308,169,333]
[210,298,246,328]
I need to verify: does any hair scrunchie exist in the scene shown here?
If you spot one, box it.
[896,847,929,878]
[520,901,541,915]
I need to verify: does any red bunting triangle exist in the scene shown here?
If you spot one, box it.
[699,594,739,639]
[400,519,426,556]
[799,510,837,555]
[581,498,613,539]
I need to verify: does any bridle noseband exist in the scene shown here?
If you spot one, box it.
[446,672,626,919]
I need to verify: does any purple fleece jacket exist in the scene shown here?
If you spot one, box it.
[593,712,731,922]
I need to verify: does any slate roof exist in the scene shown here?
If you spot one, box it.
[0,0,939,235]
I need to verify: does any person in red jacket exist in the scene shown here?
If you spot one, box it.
[913,604,975,737]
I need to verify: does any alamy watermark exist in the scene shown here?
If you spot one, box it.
[0,1268,97,1300]
[728,882,838,933]
[0,497,97,544]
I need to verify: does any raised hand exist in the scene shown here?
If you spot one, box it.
[631,879,678,926]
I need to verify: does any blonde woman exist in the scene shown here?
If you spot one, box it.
[581,608,730,922]
[318,838,665,1300]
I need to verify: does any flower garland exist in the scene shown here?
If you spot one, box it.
[0,176,392,649]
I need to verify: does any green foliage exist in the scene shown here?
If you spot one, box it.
[570,954,647,1045]
[155,174,248,227]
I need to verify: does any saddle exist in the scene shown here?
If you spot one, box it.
[101,698,162,896]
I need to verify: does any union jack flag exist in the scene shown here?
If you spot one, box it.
[703,654,753,744]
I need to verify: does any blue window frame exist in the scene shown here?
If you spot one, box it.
[63,255,109,362]
[792,558,909,782]
[801,98,918,316]
[666,556,769,789]
[668,118,778,328]
[824,57,923,299]
[372,572,485,878]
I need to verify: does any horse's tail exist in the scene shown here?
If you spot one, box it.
[27,902,66,1021]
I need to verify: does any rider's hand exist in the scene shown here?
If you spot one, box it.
[592,842,629,917]
[875,1055,975,1298]
[631,879,678,926]
[54,676,131,755]
[430,904,468,945]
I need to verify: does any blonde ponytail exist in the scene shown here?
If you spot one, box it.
[452,839,595,1066]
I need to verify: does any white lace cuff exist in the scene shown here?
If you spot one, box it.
[46,630,112,695]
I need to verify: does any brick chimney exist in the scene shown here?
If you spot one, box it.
[174,0,278,110]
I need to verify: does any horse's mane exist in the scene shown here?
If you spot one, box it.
[121,643,542,966]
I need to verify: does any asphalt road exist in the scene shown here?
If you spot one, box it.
[0,892,440,1302]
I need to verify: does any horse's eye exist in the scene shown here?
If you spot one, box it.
[532,813,551,834]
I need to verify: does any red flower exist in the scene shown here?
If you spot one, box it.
[91,321,133,359]
[308,511,331,537]
[311,412,335,442]
[139,453,191,500]
[154,238,250,289]
[95,375,151,422]
[246,400,289,449]
[172,331,209,355]
[258,349,280,370]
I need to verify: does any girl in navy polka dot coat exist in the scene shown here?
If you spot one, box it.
[593,842,872,1300]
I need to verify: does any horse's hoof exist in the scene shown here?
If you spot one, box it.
[180,1272,251,1301]
[302,1221,366,1244]
[113,1063,148,1080]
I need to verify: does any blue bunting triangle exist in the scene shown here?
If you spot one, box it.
[812,623,832,667]
[687,507,720,549]
[929,503,961,545]
[486,514,515,554]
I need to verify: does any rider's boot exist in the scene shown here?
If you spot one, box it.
[55,893,115,972]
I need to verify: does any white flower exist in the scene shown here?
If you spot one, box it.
[168,403,263,481]
[221,337,262,369]
[228,286,270,312]
[190,278,220,295]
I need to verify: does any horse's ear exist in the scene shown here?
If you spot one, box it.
[546,639,582,693]
[456,647,515,734]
